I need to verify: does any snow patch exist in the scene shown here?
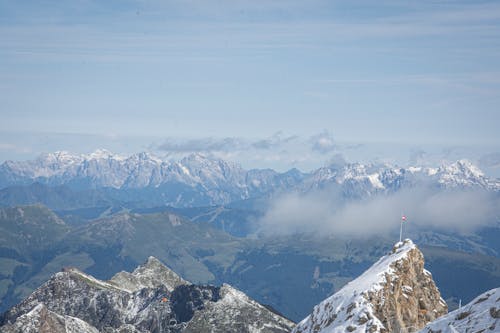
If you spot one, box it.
[367,173,385,189]
[418,287,500,333]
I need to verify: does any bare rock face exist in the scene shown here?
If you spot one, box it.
[0,257,294,333]
[370,241,448,332]
[293,239,447,333]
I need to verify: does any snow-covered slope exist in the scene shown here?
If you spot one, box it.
[0,257,294,333]
[302,160,500,198]
[418,287,499,333]
[292,239,447,333]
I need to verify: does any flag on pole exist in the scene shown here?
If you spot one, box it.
[399,215,407,242]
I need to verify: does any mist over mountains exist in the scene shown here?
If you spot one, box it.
[1,150,498,236]
[0,150,499,325]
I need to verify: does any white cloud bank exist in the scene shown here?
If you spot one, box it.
[257,187,499,237]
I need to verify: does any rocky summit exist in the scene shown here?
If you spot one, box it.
[292,239,448,333]
[0,257,294,333]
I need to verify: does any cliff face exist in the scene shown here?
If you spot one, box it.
[369,241,448,332]
[293,239,447,333]
[0,258,294,333]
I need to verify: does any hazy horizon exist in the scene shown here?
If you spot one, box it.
[1,1,499,175]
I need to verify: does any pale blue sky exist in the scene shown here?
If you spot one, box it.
[1,1,499,173]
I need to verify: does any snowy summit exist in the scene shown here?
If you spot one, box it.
[293,239,447,333]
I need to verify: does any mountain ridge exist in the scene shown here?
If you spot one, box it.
[1,151,498,209]
[0,256,294,333]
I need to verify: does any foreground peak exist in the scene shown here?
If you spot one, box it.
[293,239,446,333]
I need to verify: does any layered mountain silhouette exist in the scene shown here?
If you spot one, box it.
[0,257,294,333]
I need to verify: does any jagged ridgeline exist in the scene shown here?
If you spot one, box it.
[1,238,499,332]
[1,151,498,211]
[0,257,294,333]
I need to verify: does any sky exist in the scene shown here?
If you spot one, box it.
[1,0,500,174]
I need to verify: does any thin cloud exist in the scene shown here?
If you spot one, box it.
[157,133,299,154]
[156,131,342,161]
[158,137,244,153]
[326,153,347,168]
[251,132,299,150]
[310,130,337,154]
[409,149,427,165]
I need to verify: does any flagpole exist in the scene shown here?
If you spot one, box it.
[399,213,406,243]
[399,217,403,243]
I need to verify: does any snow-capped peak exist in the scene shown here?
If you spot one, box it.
[440,159,484,178]
[334,239,416,296]
[435,159,490,189]
[36,150,83,166]
[293,239,447,333]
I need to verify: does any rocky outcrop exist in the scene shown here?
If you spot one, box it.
[0,257,294,333]
[293,239,447,333]
[183,284,294,333]
[418,287,499,333]
[110,256,188,292]
[0,267,175,332]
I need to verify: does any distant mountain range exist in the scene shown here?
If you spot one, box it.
[0,151,305,207]
[0,150,498,209]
